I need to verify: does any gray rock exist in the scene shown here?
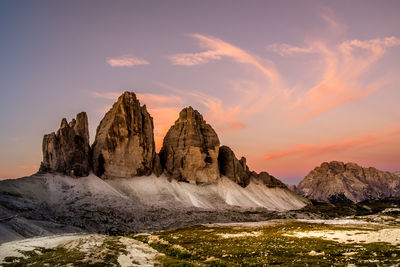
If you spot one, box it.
[298,161,400,203]
[40,112,90,177]
[153,154,163,177]
[91,91,156,179]
[159,107,220,184]
[253,171,287,188]
[218,146,250,187]
[218,145,286,188]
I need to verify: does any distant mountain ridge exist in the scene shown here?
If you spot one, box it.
[297,161,400,203]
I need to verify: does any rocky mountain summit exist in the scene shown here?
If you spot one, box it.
[159,107,220,184]
[91,92,155,179]
[40,112,90,177]
[39,91,292,192]
[297,161,400,203]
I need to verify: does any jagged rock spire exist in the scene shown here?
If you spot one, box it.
[91,91,156,179]
[159,106,220,184]
[40,112,90,177]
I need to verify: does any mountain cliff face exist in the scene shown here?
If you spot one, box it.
[298,161,400,203]
[159,107,220,184]
[218,145,286,188]
[91,92,156,179]
[40,112,90,177]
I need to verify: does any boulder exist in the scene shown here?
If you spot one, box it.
[159,107,220,184]
[40,112,90,177]
[91,91,155,179]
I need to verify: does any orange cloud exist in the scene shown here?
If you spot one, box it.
[264,125,400,161]
[270,37,400,122]
[148,107,181,152]
[230,120,246,130]
[106,55,149,67]
[157,83,246,135]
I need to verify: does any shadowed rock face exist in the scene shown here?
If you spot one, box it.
[159,107,220,184]
[218,146,251,187]
[218,145,286,188]
[298,161,400,203]
[91,92,155,179]
[40,112,90,177]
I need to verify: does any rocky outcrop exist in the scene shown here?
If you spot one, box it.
[91,92,155,179]
[218,145,286,188]
[298,161,400,203]
[253,171,287,188]
[153,154,163,177]
[40,112,90,177]
[218,146,250,187]
[159,107,220,184]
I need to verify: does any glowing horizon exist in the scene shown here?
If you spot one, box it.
[0,1,399,184]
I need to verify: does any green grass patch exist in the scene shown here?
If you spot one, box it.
[134,221,400,266]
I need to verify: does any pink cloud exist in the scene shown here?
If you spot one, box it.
[264,125,400,161]
[270,37,400,122]
[169,51,221,66]
[169,34,282,88]
[106,55,149,67]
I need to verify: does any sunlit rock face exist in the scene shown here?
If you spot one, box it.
[40,112,90,177]
[159,107,220,184]
[298,161,400,203]
[91,92,155,179]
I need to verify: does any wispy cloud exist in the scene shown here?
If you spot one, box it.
[169,51,221,66]
[264,125,400,160]
[269,36,400,122]
[267,43,314,56]
[318,7,346,34]
[106,55,149,67]
[169,34,282,88]
[157,82,246,134]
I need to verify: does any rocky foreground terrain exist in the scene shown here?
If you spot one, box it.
[297,161,400,203]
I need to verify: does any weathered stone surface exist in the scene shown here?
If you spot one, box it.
[91,92,155,179]
[218,145,286,188]
[253,171,286,188]
[218,146,250,187]
[40,112,90,177]
[153,154,163,177]
[159,107,220,184]
[298,161,400,203]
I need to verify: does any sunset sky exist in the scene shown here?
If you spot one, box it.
[1,0,399,183]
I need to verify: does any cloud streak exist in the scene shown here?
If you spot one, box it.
[170,34,282,88]
[264,125,400,160]
[106,55,149,67]
[270,36,400,122]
